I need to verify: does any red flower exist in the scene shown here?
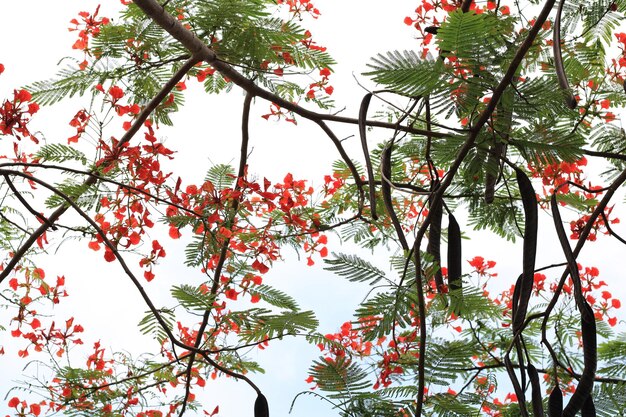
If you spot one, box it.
[30,403,41,417]
[103,249,116,262]
[8,397,20,408]
[144,270,155,282]
[109,85,124,101]
[252,259,270,274]
[169,225,182,239]
[468,256,497,276]
[225,288,238,300]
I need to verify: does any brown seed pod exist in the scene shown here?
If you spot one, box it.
[581,393,596,417]
[447,213,462,293]
[255,392,269,417]
[427,198,444,292]
[554,0,577,109]
[484,141,504,204]
[550,193,597,417]
[527,364,545,417]
[358,93,377,220]
[549,386,563,417]
[512,168,538,334]
[562,302,597,417]
[381,143,409,251]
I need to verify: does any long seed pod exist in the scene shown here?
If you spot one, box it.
[562,302,597,417]
[255,392,270,417]
[447,213,462,292]
[554,0,577,109]
[484,141,504,204]
[511,274,522,330]
[504,354,528,416]
[427,198,444,292]
[359,93,377,219]
[580,393,596,417]
[550,193,597,416]
[549,386,563,417]
[512,168,538,334]
[447,213,463,315]
[381,143,409,251]
[527,364,545,417]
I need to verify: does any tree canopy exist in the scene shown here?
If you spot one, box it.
[2,0,626,416]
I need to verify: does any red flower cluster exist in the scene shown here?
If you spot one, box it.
[276,0,320,19]
[306,67,334,99]
[69,6,110,70]
[0,88,40,143]
[67,109,90,144]
[468,256,497,277]
[528,156,587,196]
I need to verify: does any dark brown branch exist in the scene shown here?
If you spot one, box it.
[460,0,474,12]
[601,211,626,245]
[132,0,453,141]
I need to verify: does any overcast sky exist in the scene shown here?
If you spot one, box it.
[1,1,626,417]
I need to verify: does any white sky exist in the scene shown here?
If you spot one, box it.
[1,1,626,417]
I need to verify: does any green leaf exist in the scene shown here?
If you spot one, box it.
[309,356,371,394]
[364,51,445,96]
[324,252,387,285]
[171,284,215,311]
[249,284,299,310]
[138,309,175,344]
[35,143,88,165]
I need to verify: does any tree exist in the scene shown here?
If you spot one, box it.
[1,0,626,416]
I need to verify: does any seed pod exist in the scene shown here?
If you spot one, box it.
[358,93,377,220]
[581,394,596,417]
[447,213,462,292]
[484,141,504,204]
[550,194,597,417]
[381,143,409,251]
[511,274,522,329]
[562,302,597,416]
[549,386,563,417]
[255,392,269,417]
[427,198,444,292]
[512,168,537,334]
[527,364,544,417]
[554,0,577,109]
